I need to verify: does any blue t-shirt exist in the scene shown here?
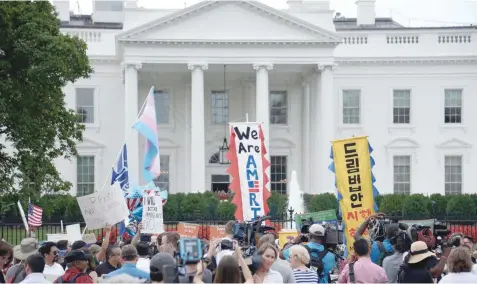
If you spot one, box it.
[284,242,336,283]
[104,263,150,280]
[370,239,393,264]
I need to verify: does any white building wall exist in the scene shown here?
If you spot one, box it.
[41,0,477,197]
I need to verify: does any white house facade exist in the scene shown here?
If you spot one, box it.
[53,0,477,197]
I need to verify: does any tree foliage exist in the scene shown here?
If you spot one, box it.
[0,2,92,196]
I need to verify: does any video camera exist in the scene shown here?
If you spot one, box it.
[177,238,203,265]
[300,218,344,246]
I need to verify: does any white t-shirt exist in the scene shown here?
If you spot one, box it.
[136,257,151,274]
[43,262,64,282]
[440,272,477,283]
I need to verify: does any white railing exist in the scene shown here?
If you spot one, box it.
[65,31,102,43]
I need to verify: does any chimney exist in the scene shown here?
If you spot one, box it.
[53,0,70,23]
[356,0,376,26]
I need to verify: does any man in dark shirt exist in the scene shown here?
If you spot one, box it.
[95,246,121,277]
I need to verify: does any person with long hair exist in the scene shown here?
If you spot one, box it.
[0,241,13,283]
[440,247,477,282]
[194,244,253,283]
[253,243,283,284]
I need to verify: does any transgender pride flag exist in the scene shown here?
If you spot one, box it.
[133,87,161,182]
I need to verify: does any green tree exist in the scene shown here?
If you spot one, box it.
[0,2,92,196]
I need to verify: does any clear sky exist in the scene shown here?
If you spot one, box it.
[69,0,477,27]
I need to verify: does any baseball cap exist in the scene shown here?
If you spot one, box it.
[71,240,87,250]
[150,252,176,273]
[309,224,325,236]
[64,250,90,263]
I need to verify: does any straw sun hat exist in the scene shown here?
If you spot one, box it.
[408,241,436,264]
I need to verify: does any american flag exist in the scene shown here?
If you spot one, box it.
[248,180,260,193]
[27,202,43,228]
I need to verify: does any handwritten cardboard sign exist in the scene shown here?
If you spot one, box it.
[209,225,228,241]
[177,222,200,238]
[142,195,164,234]
[76,184,129,230]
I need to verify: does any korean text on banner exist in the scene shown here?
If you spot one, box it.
[141,195,164,234]
[177,223,200,238]
[231,123,266,221]
[332,136,374,253]
[76,184,130,230]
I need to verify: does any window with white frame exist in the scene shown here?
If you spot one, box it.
[271,156,287,194]
[154,90,170,124]
[393,90,411,124]
[393,156,411,195]
[270,91,287,124]
[211,91,228,124]
[342,90,361,124]
[76,88,95,124]
[154,155,170,192]
[444,89,462,123]
[445,156,462,195]
[77,156,95,197]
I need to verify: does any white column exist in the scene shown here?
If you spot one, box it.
[253,63,273,194]
[253,63,273,141]
[188,63,208,193]
[124,62,141,184]
[317,64,337,192]
[302,82,310,193]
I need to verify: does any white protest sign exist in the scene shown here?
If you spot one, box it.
[66,224,82,244]
[47,234,68,242]
[76,184,129,230]
[141,195,164,234]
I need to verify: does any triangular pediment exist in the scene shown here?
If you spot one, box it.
[117,1,341,43]
[385,137,420,149]
[77,137,106,148]
[436,138,472,149]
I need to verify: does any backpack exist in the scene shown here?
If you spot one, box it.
[376,242,393,266]
[348,262,356,284]
[304,245,328,280]
[56,273,88,284]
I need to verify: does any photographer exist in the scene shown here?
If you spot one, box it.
[283,224,336,283]
[354,213,396,265]
[382,230,412,282]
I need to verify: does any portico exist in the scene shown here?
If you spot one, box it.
[116,0,341,194]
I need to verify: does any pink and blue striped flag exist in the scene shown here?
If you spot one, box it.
[133,87,161,182]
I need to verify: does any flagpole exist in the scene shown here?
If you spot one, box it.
[97,87,151,192]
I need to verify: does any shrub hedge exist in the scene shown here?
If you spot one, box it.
[0,192,289,223]
[1,191,475,223]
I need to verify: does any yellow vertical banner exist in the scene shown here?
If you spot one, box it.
[332,136,375,254]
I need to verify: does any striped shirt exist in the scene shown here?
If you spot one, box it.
[293,268,319,283]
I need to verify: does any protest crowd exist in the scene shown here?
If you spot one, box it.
[1,213,477,283]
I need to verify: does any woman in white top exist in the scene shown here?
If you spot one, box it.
[440,246,477,283]
[289,245,319,283]
[253,243,284,284]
